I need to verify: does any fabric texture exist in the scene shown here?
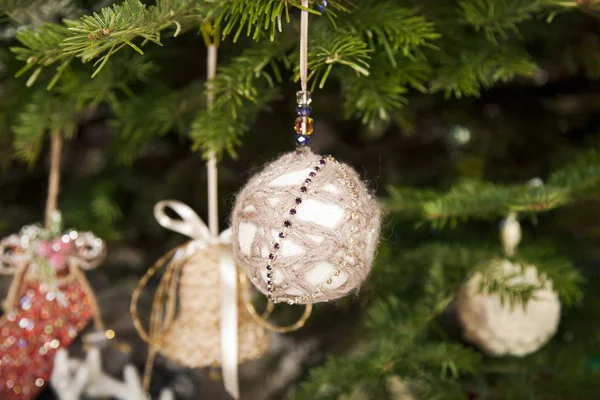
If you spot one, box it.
[457,260,561,356]
[160,244,270,367]
[231,150,381,304]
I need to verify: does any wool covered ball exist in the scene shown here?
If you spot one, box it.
[231,150,381,304]
[160,243,270,367]
[457,260,561,357]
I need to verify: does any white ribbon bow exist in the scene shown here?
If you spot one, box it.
[154,200,239,399]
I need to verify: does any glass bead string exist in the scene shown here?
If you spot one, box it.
[294,0,328,148]
[265,155,362,304]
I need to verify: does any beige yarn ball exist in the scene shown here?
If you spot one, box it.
[231,150,381,305]
[457,260,561,357]
[159,244,270,367]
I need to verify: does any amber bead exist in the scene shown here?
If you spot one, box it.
[294,117,314,135]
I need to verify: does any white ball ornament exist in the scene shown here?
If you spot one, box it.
[231,149,381,304]
[457,259,561,357]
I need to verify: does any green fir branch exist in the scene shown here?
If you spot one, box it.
[11,89,54,164]
[459,0,543,43]
[386,147,600,225]
[431,43,539,98]
[190,84,278,159]
[213,0,352,42]
[292,22,371,89]
[342,0,440,63]
[111,82,204,164]
[0,0,41,14]
[11,0,201,85]
[189,38,289,159]
[339,53,431,127]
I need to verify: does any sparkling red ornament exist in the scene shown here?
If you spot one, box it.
[0,280,92,399]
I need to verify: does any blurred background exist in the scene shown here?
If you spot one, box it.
[2,1,600,399]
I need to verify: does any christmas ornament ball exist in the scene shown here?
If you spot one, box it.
[231,150,381,304]
[457,260,561,357]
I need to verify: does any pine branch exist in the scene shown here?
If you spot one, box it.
[190,84,279,159]
[211,37,292,118]
[110,82,204,164]
[12,89,56,164]
[458,0,543,43]
[473,260,541,308]
[548,146,600,196]
[0,0,40,14]
[297,295,482,399]
[11,0,201,86]
[190,38,289,159]
[213,0,352,42]
[515,247,584,306]
[289,21,371,89]
[386,180,569,228]
[12,57,153,164]
[341,0,440,63]
[338,53,431,127]
[430,43,539,98]
[386,147,600,225]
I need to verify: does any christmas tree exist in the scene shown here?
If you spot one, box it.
[1,0,600,399]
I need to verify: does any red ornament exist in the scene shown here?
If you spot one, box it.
[0,279,93,399]
[0,222,105,400]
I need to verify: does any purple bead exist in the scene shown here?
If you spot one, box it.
[305,178,311,184]
[316,0,327,12]
[274,243,280,249]
[267,287,273,293]
[284,220,292,227]
[295,198,302,204]
[296,105,312,116]
[300,186,307,193]
[309,172,316,177]
[266,265,272,270]
[278,232,285,239]
[314,166,321,171]
[319,159,326,165]
[290,208,297,215]
[266,273,273,278]
[269,253,274,260]
[296,135,311,147]
[267,280,272,285]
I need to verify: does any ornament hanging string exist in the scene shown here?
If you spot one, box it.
[45,130,62,229]
[207,41,219,238]
[205,35,242,400]
[294,1,314,147]
[299,0,309,92]
[1,130,106,332]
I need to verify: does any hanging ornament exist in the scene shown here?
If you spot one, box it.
[456,214,561,357]
[231,0,381,305]
[51,348,174,400]
[129,32,272,399]
[131,201,270,398]
[0,212,106,399]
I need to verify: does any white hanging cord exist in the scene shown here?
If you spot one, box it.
[300,0,309,92]
[207,43,219,237]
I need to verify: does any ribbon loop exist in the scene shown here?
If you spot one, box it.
[154,200,212,241]
[72,232,106,271]
[0,234,25,274]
